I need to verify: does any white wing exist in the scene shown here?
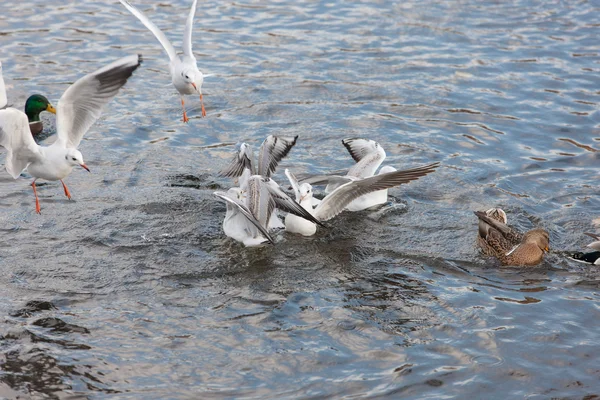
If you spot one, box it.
[0,61,7,109]
[55,55,142,149]
[313,162,440,221]
[285,168,301,202]
[119,0,177,61]
[0,108,43,178]
[183,0,198,58]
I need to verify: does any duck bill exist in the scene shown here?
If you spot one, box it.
[47,104,57,114]
[80,163,90,172]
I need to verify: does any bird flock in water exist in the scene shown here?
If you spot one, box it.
[0,1,597,266]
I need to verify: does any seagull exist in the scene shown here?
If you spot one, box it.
[299,138,403,211]
[220,135,298,187]
[285,162,440,236]
[119,0,205,122]
[214,175,324,247]
[569,232,600,265]
[474,210,549,266]
[220,135,298,229]
[0,55,142,214]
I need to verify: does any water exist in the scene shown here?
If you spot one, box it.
[1,0,599,398]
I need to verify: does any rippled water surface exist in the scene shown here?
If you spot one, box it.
[1,0,599,398]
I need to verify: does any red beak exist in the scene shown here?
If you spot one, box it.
[80,163,90,172]
[191,82,197,91]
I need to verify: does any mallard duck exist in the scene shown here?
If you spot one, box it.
[569,233,600,265]
[24,94,56,136]
[0,62,56,136]
[475,209,549,266]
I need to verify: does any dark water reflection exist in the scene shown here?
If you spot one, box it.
[1,0,600,398]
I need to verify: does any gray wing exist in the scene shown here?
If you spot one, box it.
[219,143,254,178]
[257,135,297,177]
[342,138,380,163]
[56,54,142,149]
[298,174,354,187]
[0,108,43,178]
[214,191,274,244]
[263,178,325,226]
[247,176,277,229]
[314,162,440,221]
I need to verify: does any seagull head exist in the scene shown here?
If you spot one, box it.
[299,183,313,203]
[65,149,90,172]
[181,68,201,92]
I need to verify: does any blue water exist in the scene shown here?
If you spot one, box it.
[0,0,599,398]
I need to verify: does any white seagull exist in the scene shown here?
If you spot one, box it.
[0,55,142,214]
[119,0,205,122]
[300,138,402,211]
[220,135,298,229]
[214,175,324,246]
[285,162,440,236]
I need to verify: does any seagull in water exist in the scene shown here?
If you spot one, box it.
[300,138,401,211]
[0,55,142,214]
[214,175,324,247]
[119,0,206,122]
[220,135,298,229]
[285,162,440,236]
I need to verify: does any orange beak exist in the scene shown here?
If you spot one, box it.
[191,82,198,91]
[80,163,90,172]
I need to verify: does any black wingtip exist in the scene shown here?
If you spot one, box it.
[137,54,143,65]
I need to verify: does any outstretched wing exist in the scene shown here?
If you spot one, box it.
[183,0,198,58]
[0,61,7,109]
[214,191,274,244]
[298,174,354,187]
[219,143,254,178]
[342,138,379,163]
[284,168,301,202]
[0,108,43,178]
[119,0,177,61]
[257,135,297,177]
[55,55,142,149]
[314,162,440,221]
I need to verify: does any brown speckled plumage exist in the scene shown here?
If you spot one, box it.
[475,209,549,266]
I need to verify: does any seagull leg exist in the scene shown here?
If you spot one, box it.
[200,93,206,117]
[181,97,189,123]
[31,180,41,214]
[61,180,72,200]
